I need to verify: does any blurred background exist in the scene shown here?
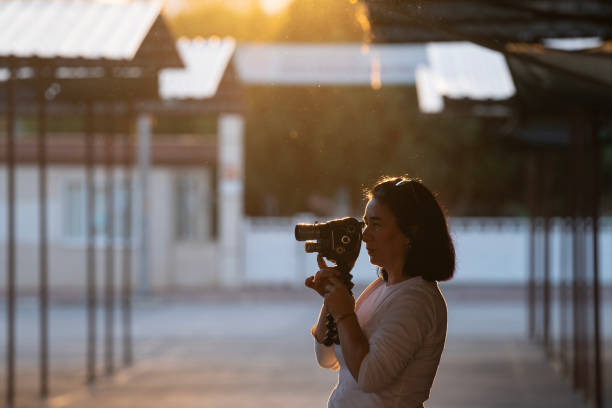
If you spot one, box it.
[0,0,611,407]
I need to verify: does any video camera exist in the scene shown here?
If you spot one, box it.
[295,217,364,345]
[294,217,364,269]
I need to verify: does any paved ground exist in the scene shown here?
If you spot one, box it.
[0,285,606,408]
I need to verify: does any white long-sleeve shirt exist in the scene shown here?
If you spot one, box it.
[314,276,447,408]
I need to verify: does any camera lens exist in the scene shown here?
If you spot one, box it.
[304,241,321,253]
[295,223,321,241]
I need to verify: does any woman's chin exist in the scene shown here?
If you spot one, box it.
[368,256,382,268]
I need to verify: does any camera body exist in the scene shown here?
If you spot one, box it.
[295,217,364,271]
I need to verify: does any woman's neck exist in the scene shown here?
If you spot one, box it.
[385,264,408,285]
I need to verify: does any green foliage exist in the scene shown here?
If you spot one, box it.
[166,0,612,217]
[243,85,528,216]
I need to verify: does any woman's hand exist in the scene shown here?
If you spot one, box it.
[305,254,341,297]
[323,275,355,319]
[305,255,355,318]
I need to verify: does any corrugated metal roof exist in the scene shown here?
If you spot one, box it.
[0,0,161,61]
[542,37,603,51]
[159,37,236,100]
[234,43,426,86]
[416,42,516,114]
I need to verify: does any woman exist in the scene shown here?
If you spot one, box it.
[305,176,455,408]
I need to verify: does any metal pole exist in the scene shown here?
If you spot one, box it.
[560,216,569,373]
[85,100,96,384]
[5,59,16,408]
[543,153,551,352]
[104,101,115,376]
[571,119,580,388]
[137,113,152,295]
[37,64,49,399]
[122,103,133,366]
[572,115,587,392]
[571,118,580,388]
[560,146,572,375]
[527,150,536,340]
[590,115,602,408]
[543,214,550,350]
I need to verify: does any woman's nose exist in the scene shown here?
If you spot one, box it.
[362,226,371,242]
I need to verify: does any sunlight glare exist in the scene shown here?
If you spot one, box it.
[260,0,292,14]
[370,53,381,90]
[355,2,373,45]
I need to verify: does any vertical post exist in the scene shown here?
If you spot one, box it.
[571,117,581,388]
[560,215,569,373]
[543,153,551,352]
[590,116,602,408]
[543,215,550,349]
[122,103,134,366]
[37,64,49,398]
[217,114,245,288]
[85,100,96,384]
[560,145,572,376]
[527,150,536,340]
[5,59,16,408]
[137,113,152,294]
[104,100,115,376]
[572,114,588,391]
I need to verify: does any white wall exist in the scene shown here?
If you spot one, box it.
[2,166,610,292]
[245,216,612,287]
[0,164,217,292]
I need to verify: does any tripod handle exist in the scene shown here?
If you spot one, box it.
[322,264,354,346]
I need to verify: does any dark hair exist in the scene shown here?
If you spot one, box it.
[365,176,455,282]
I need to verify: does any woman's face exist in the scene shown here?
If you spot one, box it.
[362,197,408,271]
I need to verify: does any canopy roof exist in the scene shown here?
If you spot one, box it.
[364,0,612,45]
[0,0,182,68]
[364,1,612,115]
[235,43,426,85]
[416,42,515,115]
[160,37,236,100]
[0,36,244,115]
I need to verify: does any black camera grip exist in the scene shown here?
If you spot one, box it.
[323,267,355,346]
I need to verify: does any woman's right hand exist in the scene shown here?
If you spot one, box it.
[305,254,342,297]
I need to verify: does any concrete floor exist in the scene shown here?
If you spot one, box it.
[0,286,603,408]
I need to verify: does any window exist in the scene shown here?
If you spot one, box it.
[174,173,208,242]
[62,180,130,244]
